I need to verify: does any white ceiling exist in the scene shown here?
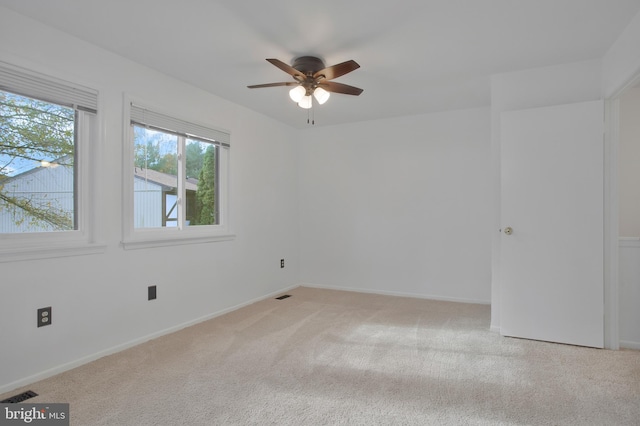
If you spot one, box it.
[1,0,639,128]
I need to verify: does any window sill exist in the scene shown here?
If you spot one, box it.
[0,242,107,263]
[121,231,235,250]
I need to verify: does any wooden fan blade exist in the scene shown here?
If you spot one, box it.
[319,81,363,96]
[313,60,360,80]
[247,82,299,89]
[266,58,305,79]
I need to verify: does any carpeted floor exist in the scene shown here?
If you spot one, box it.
[2,286,639,425]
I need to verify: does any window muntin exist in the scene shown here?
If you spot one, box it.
[0,90,77,233]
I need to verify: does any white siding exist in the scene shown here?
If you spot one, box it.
[133,177,162,228]
[1,167,164,231]
[0,164,74,232]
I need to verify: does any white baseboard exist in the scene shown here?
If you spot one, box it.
[300,282,491,305]
[0,284,300,395]
[620,340,640,350]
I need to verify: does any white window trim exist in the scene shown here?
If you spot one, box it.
[0,63,105,263]
[121,96,234,250]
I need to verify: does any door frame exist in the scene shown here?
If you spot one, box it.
[604,70,640,350]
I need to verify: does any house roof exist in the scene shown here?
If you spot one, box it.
[134,167,198,192]
[2,162,198,192]
[1,155,74,182]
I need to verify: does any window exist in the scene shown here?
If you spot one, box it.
[0,91,77,232]
[0,61,100,261]
[123,102,232,248]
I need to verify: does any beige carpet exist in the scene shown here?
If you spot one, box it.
[2,287,639,425]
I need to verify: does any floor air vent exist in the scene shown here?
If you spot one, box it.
[275,294,291,300]
[1,390,38,403]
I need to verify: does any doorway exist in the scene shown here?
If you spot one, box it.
[500,101,604,347]
[615,83,640,349]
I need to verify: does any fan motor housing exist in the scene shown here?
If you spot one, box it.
[292,56,325,75]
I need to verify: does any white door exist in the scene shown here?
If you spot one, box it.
[500,100,604,348]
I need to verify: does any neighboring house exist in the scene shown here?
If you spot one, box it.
[133,167,198,228]
[0,163,197,232]
[0,158,74,233]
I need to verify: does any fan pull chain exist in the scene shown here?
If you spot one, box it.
[307,99,314,125]
[306,101,315,125]
[302,97,317,125]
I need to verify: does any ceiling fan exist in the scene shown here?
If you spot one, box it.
[247,56,363,109]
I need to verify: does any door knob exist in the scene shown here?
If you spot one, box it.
[504,227,513,235]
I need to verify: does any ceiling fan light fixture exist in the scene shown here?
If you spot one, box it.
[313,87,330,105]
[298,95,313,109]
[248,57,363,119]
[289,85,306,102]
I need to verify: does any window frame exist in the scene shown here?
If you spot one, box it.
[0,61,104,262]
[121,97,234,250]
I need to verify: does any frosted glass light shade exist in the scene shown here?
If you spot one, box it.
[289,85,306,102]
[313,87,330,105]
[298,95,313,109]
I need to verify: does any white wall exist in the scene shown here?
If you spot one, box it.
[619,87,640,237]
[299,108,492,304]
[490,59,603,331]
[0,7,299,392]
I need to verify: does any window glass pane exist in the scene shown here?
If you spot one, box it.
[133,125,178,228]
[185,139,217,226]
[0,90,76,233]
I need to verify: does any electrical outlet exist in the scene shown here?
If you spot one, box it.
[37,307,51,328]
[280,259,284,268]
[148,285,157,300]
